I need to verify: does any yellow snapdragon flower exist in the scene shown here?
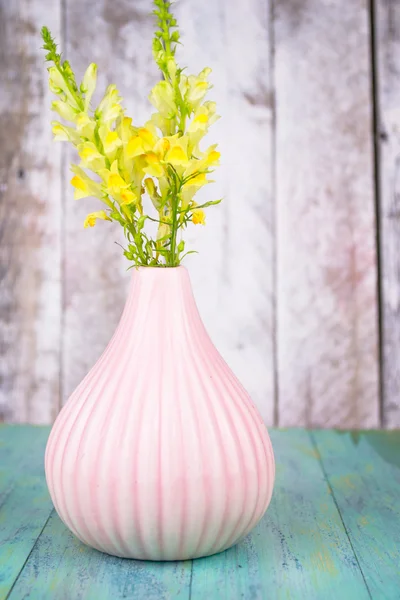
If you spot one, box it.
[84,210,111,228]
[118,117,136,143]
[70,165,103,200]
[99,125,122,156]
[75,113,96,141]
[96,84,124,122]
[164,135,190,168]
[78,142,106,171]
[187,102,219,154]
[192,209,206,225]
[149,81,176,117]
[98,160,139,208]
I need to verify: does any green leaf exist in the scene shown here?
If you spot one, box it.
[137,215,148,230]
[180,250,198,261]
[177,198,222,214]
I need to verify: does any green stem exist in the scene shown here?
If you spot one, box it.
[55,63,84,112]
[169,194,179,266]
[164,24,171,55]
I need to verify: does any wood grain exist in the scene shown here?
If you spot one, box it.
[190,429,370,599]
[275,0,380,427]
[313,429,400,598]
[0,425,53,599]
[374,0,400,428]
[0,0,62,423]
[175,0,276,424]
[61,0,160,401]
[7,513,192,600]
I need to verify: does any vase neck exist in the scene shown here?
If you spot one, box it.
[120,266,199,332]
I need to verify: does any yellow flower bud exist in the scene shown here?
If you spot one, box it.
[96,84,123,122]
[157,222,171,241]
[167,58,177,80]
[48,67,80,108]
[186,69,211,111]
[81,63,97,110]
[144,177,156,196]
[144,177,161,209]
[51,100,77,122]
[149,81,176,117]
[51,121,80,144]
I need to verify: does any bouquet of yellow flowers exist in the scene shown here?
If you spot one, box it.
[41,0,221,267]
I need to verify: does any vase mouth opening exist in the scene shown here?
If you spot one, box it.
[130,265,189,280]
[132,265,186,271]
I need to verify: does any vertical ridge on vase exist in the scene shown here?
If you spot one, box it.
[70,292,138,552]
[190,302,272,545]
[45,269,138,491]
[84,274,150,555]
[157,282,166,558]
[118,274,156,557]
[121,320,150,558]
[121,298,156,557]
[176,324,189,559]
[182,281,240,558]
[91,325,136,555]
[63,275,143,553]
[170,277,212,555]
[217,362,266,537]
[96,280,149,554]
[177,298,208,558]
[185,292,246,556]
[134,277,170,559]
[185,305,227,557]
[111,277,152,556]
[185,294,259,554]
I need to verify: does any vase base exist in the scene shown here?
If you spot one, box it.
[78,538,239,562]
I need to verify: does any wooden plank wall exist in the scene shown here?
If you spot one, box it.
[374,0,400,428]
[275,0,379,428]
[0,0,62,423]
[1,0,397,428]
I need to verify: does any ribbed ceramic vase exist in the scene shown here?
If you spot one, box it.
[45,266,275,560]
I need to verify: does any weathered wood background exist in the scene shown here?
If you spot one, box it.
[0,0,398,428]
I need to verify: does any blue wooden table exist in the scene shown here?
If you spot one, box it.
[0,426,399,599]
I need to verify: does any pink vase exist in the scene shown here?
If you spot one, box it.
[45,266,275,560]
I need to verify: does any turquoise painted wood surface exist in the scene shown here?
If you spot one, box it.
[0,426,399,599]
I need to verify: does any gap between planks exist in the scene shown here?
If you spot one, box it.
[308,430,373,600]
[5,511,55,600]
